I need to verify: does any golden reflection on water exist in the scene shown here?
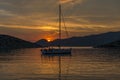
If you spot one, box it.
[0,48,120,80]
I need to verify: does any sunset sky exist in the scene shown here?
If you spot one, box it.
[0,0,120,42]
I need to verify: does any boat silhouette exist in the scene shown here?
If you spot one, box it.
[41,0,71,55]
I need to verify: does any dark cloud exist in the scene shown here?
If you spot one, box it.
[0,0,120,41]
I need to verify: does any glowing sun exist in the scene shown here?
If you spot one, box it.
[46,38,52,42]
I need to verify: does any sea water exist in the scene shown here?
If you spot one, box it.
[0,48,120,80]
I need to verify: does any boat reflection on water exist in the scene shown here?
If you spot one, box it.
[41,53,72,80]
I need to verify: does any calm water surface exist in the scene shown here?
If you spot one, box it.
[0,48,120,80]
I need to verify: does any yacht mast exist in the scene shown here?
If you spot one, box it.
[59,4,62,48]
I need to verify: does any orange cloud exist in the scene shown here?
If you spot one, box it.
[60,0,83,4]
[60,0,73,4]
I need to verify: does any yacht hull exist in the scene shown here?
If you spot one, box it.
[41,48,71,54]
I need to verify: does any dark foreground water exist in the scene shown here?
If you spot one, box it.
[0,48,120,80]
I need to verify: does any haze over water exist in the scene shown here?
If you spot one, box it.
[0,48,120,80]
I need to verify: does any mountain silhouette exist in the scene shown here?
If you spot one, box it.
[36,39,48,47]
[95,40,120,48]
[0,35,40,50]
[36,31,120,47]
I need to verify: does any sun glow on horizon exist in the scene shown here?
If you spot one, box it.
[47,39,51,42]
[46,38,52,42]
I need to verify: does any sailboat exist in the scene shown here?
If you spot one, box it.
[41,1,71,54]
